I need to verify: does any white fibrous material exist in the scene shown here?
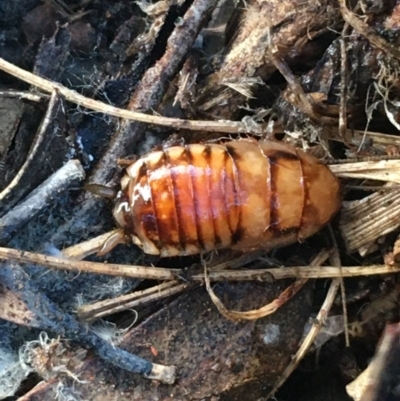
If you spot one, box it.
[0,346,31,399]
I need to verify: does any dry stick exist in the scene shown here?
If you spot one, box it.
[90,0,225,186]
[0,90,46,102]
[0,57,248,134]
[0,263,176,384]
[0,247,176,280]
[78,282,189,321]
[330,224,350,347]
[0,246,400,281]
[16,378,59,401]
[339,23,351,149]
[338,0,400,61]
[15,379,58,401]
[196,264,400,280]
[78,250,266,321]
[0,160,85,244]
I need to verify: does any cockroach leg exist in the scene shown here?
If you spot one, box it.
[63,230,122,259]
[97,229,127,256]
[85,183,117,199]
[117,157,137,166]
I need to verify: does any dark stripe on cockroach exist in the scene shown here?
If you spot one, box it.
[166,147,189,251]
[231,227,244,245]
[268,155,280,233]
[221,149,233,242]
[129,164,148,233]
[225,144,243,245]
[186,145,204,250]
[161,149,182,251]
[141,160,161,248]
[296,149,309,241]
[137,161,148,182]
[203,144,212,163]
[120,189,135,232]
[204,144,221,248]
[258,141,273,233]
[147,152,179,250]
[268,150,299,164]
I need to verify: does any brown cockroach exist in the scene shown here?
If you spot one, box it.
[96,139,341,257]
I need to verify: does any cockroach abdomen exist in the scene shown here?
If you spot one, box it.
[112,139,341,256]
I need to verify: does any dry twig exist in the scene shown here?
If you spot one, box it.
[338,24,351,148]
[0,246,400,281]
[0,57,255,135]
[338,0,400,60]
[0,246,177,280]
[78,281,189,321]
[0,263,176,384]
[77,250,266,320]
[0,160,85,244]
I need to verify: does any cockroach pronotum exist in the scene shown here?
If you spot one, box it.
[94,139,341,257]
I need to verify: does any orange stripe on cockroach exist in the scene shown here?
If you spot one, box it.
[88,138,341,258]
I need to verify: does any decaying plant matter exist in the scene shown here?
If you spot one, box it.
[2,0,400,400]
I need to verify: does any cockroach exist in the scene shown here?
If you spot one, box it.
[93,139,340,257]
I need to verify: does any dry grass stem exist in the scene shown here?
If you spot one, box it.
[205,275,308,321]
[340,184,400,254]
[328,128,400,151]
[339,24,350,146]
[0,91,65,208]
[15,379,58,401]
[0,57,259,134]
[330,160,400,183]
[203,249,331,321]
[268,277,341,398]
[196,263,400,280]
[78,281,189,321]
[0,246,399,282]
[0,90,46,102]
[0,247,177,280]
[78,250,266,320]
[329,231,350,347]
